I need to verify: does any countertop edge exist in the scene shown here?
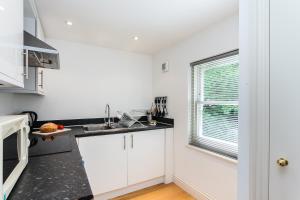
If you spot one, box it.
[74,123,174,138]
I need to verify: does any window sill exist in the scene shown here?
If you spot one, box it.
[186,144,238,164]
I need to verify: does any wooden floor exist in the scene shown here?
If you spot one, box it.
[112,183,195,200]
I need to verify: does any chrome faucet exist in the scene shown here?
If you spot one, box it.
[105,104,112,128]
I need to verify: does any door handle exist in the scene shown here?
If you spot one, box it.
[131,134,134,149]
[277,158,289,167]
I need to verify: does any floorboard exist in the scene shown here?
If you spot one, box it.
[112,183,195,200]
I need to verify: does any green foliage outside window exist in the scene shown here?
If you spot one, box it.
[201,63,239,144]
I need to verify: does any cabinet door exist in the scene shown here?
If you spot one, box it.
[23,67,36,91]
[20,67,44,94]
[0,0,24,87]
[128,130,165,185]
[78,134,128,195]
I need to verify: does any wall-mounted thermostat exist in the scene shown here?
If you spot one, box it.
[162,62,169,72]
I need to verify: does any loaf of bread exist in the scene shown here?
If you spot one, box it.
[40,122,58,133]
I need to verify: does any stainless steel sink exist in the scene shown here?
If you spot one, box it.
[83,123,147,134]
[84,124,123,132]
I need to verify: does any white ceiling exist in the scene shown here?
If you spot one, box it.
[35,0,238,54]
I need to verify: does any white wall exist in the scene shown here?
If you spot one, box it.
[13,39,153,120]
[152,15,238,200]
[0,14,238,199]
[0,94,15,115]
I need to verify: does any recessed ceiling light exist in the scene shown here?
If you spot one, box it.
[133,36,139,41]
[65,20,73,26]
[0,6,5,11]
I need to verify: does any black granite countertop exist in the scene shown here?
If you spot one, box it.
[75,122,174,138]
[8,127,93,200]
[8,118,174,200]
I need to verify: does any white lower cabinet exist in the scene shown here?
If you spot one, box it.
[78,129,166,196]
[128,130,165,185]
[78,134,128,195]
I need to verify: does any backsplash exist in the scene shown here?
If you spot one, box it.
[0,94,16,115]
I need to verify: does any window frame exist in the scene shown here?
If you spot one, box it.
[190,49,239,159]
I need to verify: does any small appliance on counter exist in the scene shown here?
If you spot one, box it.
[1,115,30,200]
[19,111,38,131]
[19,111,39,148]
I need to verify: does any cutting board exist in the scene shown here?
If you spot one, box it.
[32,128,71,137]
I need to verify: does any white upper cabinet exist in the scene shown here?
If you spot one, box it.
[128,130,165,185]
[0,0,24,87]
[0,67,46,95]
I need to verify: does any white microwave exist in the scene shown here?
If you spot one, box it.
[0,116,30,200]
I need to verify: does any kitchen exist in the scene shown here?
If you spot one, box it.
[2,0,299,200]
[2,0,239,199]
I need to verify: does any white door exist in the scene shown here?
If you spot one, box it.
[128,130,165,185]
[269,0,300,199]
[0,0,24,86]
[78,134,128,195]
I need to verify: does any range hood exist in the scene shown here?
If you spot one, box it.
[23,31,60,69]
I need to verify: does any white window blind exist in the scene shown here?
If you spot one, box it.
[190,50,239,159]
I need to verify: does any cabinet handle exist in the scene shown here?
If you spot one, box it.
[23,49,29,79]
[123,135,126,150]
[38,70,44,88]
[41,71,44,88]
[131,134,134,149]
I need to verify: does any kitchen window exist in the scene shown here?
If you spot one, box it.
[190,50,239,159]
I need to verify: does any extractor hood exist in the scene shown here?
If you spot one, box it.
[23,31,60,69]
